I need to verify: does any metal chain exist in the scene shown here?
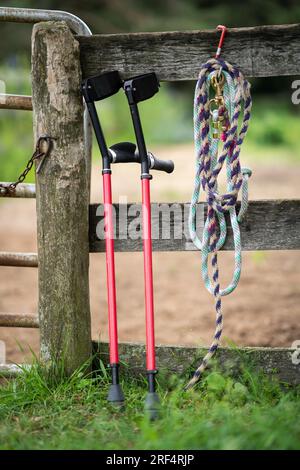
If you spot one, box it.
[0,135,54,196]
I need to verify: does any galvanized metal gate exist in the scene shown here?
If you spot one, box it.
[0,7,92,374]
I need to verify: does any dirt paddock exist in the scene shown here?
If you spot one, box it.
[1,144,300,364]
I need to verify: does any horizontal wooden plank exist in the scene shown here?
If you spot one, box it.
[2,344,297,384]
[89,200,300,252]
[78,24,300,80]
[0,252,38,267]
[0,313,39,328]
[93,342,300,386]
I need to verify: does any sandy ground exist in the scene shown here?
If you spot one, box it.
[1,144,300,364]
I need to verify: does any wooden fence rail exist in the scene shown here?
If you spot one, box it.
[1,343,299,385]
[79,24,300,80]
[89,200,300,252]
[95,342,300,386]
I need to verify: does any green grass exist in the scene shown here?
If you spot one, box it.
[0,358,299,450]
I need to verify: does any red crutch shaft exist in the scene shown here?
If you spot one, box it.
[141,178,156,371]
[102,172,119,365]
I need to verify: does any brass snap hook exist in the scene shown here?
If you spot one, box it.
[211,73,225,91]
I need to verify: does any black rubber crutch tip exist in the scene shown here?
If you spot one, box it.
[145,392,160,421]
[107,384,125,409]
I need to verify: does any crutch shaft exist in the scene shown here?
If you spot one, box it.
[142,178,156,371]
[103,172,119,365]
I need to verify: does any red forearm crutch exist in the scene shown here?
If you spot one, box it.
[123,73,174,418]
[82,71,125,406]
[82,72,174,415]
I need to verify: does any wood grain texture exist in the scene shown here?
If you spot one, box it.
[32,22,92,374]
[78,24,300,80]
[89,200,300,252]
[94,342,300,386]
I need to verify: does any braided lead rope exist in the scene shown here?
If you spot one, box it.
[185,58,252,390]
[189,69,251,296]
[238,168,252,222]
[201,70,250,296]
[189,81,227,252]
[189,70,251,254]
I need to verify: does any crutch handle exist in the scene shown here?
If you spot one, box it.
[109,142,140,163]
[148,152,174,174]
[109,142,175,174]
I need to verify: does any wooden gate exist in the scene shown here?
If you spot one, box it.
[1,19,299,383]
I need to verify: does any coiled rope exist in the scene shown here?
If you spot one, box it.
[186,58,252,390]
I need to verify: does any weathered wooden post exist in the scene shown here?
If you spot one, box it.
[31,21,92,374]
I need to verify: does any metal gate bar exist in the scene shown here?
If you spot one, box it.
[0,6,92,184]
[0,364,30,377]
[0,7,92,35]
[0,8,93,354]
[0,183,36,198]
[0,94,32,110]
[0,252,38,267]
[0,313,39,328]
